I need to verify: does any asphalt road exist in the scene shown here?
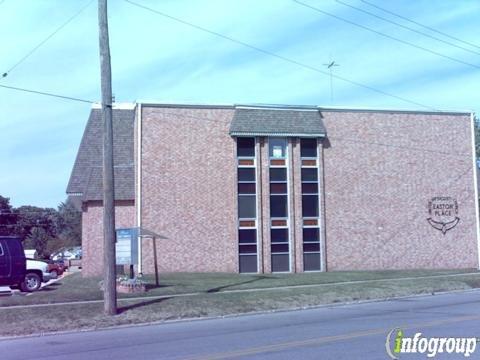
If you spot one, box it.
[1,290,480,360]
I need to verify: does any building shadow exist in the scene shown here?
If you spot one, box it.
[117,297,172,314]
[206,275,272,293]
[145,284,171,291]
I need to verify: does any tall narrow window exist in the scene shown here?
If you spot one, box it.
[237,137,257,273]
[269,138,290,272]
[301,138,321,271]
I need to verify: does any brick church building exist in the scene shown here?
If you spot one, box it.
[67,102,479,276]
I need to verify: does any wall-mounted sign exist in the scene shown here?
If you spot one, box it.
[116,228,139,265]
[272,146,283,158]
[427,197,460,235]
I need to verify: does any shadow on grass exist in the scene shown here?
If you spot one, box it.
[145,284,171,291]
[40,286,60,292]
[207,275,272,293]
[117,297,172,314]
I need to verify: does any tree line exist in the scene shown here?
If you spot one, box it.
[0,195,81,259]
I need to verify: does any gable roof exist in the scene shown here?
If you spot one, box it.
[229,108,326,137]
[66,108,135,201]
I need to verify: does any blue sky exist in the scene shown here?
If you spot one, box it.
[0,0,479,208]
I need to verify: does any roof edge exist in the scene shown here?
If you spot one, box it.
[317,106,473,116]
[230,132,326,138]
[107,101,473,115]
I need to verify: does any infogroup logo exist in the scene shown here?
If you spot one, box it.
[385,328,478,359]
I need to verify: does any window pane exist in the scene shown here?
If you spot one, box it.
[270,168,287,182]
[238,168,255,182]
[237,137,255,157]
[239,244,257,254]
[270,195,288,218]
[239,195,256,218]
[304,253,321,271]
[239,229,256,243]
[301,138,317,158]
[303,243,320,252]
[302,183,318,194]
[303,228,319,242]
[272,254,289,272]
[7,239,22,255]
[271,228,288,243]
[238,183,256,194]
[269,138,287,158]
[239,255,257,273]
[302,195,319,217]
[272,244,289,253]
[270,183,287,194]
[301,168,318,182]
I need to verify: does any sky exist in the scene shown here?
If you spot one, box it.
[0,0,479,209]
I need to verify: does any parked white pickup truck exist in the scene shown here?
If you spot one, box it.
[21,258,53,292]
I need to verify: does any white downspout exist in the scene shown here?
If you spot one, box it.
[136,103,143,273]
[470,112,480,270]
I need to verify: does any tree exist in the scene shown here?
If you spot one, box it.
[55,198,81,247]
[23,227,51,258]
[0,196,18,236]
[14,206,57,240]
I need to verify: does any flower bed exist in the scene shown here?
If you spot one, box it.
[116,276,147,294]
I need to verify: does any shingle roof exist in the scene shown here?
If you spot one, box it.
[229,108,326,137]
[66,108,135,201]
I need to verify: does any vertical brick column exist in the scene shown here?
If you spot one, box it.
[287,139,297,272]
[261,137,272,273]
[292,138,304,272]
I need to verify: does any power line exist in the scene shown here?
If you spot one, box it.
[360,0,480,51]
[335,0,480,56]
[0,84,94,104]
[293,0,480,70]
[124,0,435,110]
[2,0,94,78]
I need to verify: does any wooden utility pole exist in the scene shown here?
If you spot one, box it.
[98,0,117,316]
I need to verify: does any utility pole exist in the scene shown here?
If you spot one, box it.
[98,0,117,316]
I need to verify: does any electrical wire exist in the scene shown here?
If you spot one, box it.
[2,0,94,78]
[123,0,435,110]
[0,84,94,104]
[334,0,480,56]
[360,0,480,51]
[293,0,480,70]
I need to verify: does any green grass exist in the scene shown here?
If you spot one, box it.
[1,269,479,336]
[0,269,476,307]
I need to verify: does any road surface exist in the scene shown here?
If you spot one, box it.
[1,290,480,359]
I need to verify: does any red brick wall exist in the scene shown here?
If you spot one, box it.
[321,111,478,270]
[81,107,477,276]
[82,200,135,276]
[140,106,237,273]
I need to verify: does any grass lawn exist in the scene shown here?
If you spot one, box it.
[0,269,479,336]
